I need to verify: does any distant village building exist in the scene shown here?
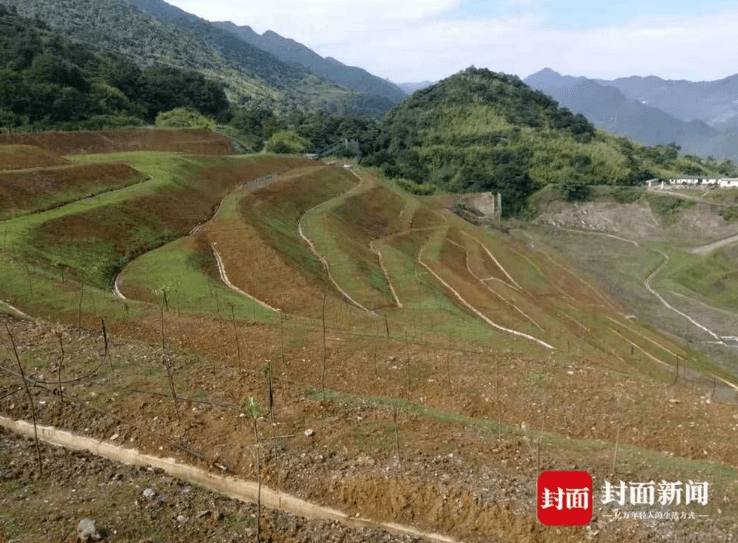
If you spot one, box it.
[653,178,738,189]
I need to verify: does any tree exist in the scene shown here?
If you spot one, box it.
[264,130,311,154]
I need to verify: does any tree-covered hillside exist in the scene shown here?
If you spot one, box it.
[214,21,406,105]
[0,5,228,129]
[365,67,732,215]
[0,0,382,114]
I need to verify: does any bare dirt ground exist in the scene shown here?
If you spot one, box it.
[0,426,425,543]
[0,162,145,218]
[535,198,738,247]
[0,129,237,156]
[1,309,737,542]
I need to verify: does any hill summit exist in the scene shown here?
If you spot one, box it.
[365,67,727,215]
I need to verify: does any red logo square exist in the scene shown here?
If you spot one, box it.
[537,470,593,525]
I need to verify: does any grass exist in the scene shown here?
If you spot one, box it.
[120,237,278,324]
[0,153,308,326]
[719,206,738,221]
[612,186,645,204]
[517,225,736,381]
[659,249,738,316]
[646,193,695,224]
[301,172,406,310]
[238,165,356,295]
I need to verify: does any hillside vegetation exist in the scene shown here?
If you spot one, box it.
[214,20,406,104]
[365,68,728,215]
[0,5,230,130]
[0,0,378,115]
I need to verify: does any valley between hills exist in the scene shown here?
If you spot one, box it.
[1,130,738,542]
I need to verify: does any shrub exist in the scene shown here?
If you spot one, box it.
[264,130,311,154]
[719,206,738,222]
[396,177,435,195]
[155,108,214,130]
[612,186,644,204]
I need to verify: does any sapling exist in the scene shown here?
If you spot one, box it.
[245,397,265,543]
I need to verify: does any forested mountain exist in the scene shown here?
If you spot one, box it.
[0,0,385,114]
[0,5,229,129]
[365,67,730,215]
[214,21,406,105]
[525,69,717,149]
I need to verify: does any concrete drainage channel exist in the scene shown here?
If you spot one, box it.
[0,416,458,543]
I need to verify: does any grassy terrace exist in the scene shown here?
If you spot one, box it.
[0,152,310,324]
[3,140,738,540]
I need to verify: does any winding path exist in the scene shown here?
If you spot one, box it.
[370,241,403,308]
[460,232,522,291]
[209,242,280,313]
[459,239,543,331]
[644,251,723,343]
[297,170,374,315]
[545,226,734,348]
[688,232,738,256]
[417,234,555,350]
[112,273,128,301]
[0,299,32,320]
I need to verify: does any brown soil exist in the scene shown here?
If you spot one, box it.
[0,129,237,156]
[26,156,313,285]
[0,162,145,218]
[3,154,738,542]
[0,427,423,543]
[0,145,69,170]
[1,313,736,542]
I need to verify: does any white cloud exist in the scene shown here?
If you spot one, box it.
[327,9,738,82]
[166,1,738,83]
[170,0,462,29]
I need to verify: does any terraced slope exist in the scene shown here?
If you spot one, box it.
[2,133,738,542]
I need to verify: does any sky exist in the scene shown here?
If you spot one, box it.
[164,0,738,84]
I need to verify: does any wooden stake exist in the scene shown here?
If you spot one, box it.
[231,304,242,374]
[6,324,42,476]
[393,407,403,477]
[56,331,64,411]
[321,295,327,401]
[77,278,84,334]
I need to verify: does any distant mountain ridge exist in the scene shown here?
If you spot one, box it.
[214,21,406,104]
[1,0,402,115]
[396,81,436,94]
[525,68,738,160]
[594,73,738,130]
[525,69,717,144]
